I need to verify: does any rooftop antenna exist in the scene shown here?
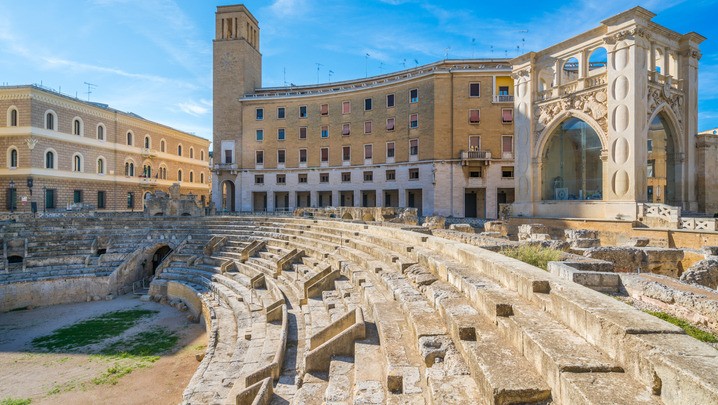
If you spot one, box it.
[414,59,419,67]
[378,62,384,74]
[365,53,370,78]
[315,63,323,84]
[516,30,528,53]
[490,45,494,56]
[328,70,334,83]
[83,82,97,101]
[516,45,520,56]
[402,59,406,69]
[283,67,287,86]
[472,38,476,58]
[444,46,450,59]
[505,49,508,57]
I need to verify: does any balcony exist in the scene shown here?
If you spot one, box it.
[139,177,157,188]
[214,163,238,171]
[493,94,514,103]
[461,150,491,166]
[141,148,158,158]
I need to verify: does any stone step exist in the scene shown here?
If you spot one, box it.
[324,356,355,404]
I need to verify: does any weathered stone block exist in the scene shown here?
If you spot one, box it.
[518,223,548,235]
[449,223,475,233]
[571,238,601,249]
[680,259,718,289]
[564,229,598,240]
[624,237,650,247]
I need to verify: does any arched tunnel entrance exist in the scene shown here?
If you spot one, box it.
[152,245,172,273]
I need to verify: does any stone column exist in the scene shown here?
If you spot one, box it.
[511,58,535,216]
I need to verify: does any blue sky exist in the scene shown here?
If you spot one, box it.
[1,0,716,142]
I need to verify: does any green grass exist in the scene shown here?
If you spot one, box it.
[500,244,563,271]
[644,310,718,344]
[31,308,158,352]
[0,398,32,405]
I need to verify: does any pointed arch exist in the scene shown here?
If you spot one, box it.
[535,109,607,160]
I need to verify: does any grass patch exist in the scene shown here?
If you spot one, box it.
[1,399,32,405]
[500,244,563,271]
[644,311,718,344]
[31,308,158,352]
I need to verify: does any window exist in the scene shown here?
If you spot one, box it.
[187,171,192,182]
[410,114,418,128]
[144,136,150,149]
[321,126,329,138]
[125,161,135,176]
[160,139,166,152]
[73,119,82,135]
[73,190,83,204]
[45,151,55,169]
[365,98,372,111]
[177,144,182,156]
[469,136,481,151]
[320,104,328,115]
[299,127,307,139]
[225,149,233,164]
[410,139,418,156]
[320,173,329,183]
[255,175,264,184]
[386,170,396,181]
[410,88,418,103]
[200,172,205,183]
[499,86,509,95]
[127,192,135,209]
[364,121,372,134]
[277,107,286,119]
[160,166,167,179]
[189,147,194,159]
[386,142,395,158]
[342,146,351,162]
[9,108,17,127]
[386,118,395,131]
[502,135,513,157]
[97,158,105,174]
[387,94,395,108]
[299,105,307,118]
[409,168,419,180]
[256,129,264,141]
[502,166,514,178]
[73,155,82,172]
[256,150,264,165]
[647,139,653,152]
[9,148,17,168]
[469,82,480,97]
[97,125,105,141]
[45,188,56,209]
[364,144,373,159]
[277,149,286,164]
[470,170,482,178]
[298,173,308,183]
[342,123,350,136]
[97,191,106,209]
[320,147,329,162]
[299,148,307,163]
[647,159,655,178]
[342,172,351,182]
[470,109,480,123]
[178,170,183,182]
[127,132,133,146]
[278,128,285,140]
[364,171,373,182]
[502,108,514,123]
[342,101,351,114]
[256,108,264,120]
[45,111,55,130]
[276,174,286,184]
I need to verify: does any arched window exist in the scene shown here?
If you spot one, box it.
[143,164,152,178]
[45,151,55,169]
[73,154,83,172]
[45,111,55,130]
[160,139,166,153]
[200,172,204,184]
[8,148,18,168]
[8,108,18,127]
[73,118,82,135]
[189,171,194,182]
[97,158,105,174]
[127,132,133,146]
[144,136,150,149]
[178,169,183,182]
[189,147,194,159]
[588,47,607,72]
[97,124,105,141]
[538,66,555,91]
[542,117,603,201]
[125,161,135,177]
[647,113,677,204]
[159,165,167,180]
[561,57,579,83]
[177,145,182,156]
[200,150,205,161]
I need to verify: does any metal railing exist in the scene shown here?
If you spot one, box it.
[461,150,492,160]
[492,94,514,103]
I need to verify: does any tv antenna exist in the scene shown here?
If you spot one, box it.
[402,59,406,69]
[315,63,323,84]
[444,46,450,59]
[414,59,419,67]
[378,62,384,74]
[516,30,528,53]
[472,38,476,58]
[365,53,370,77]
[283,67,287,86]
[328,70,334,83]
[83,82,97,101]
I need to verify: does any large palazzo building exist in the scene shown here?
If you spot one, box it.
[0,85,211,212]
[213,5,707,220]
[212,5,516,218]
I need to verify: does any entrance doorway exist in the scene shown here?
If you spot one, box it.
[406,189,423,216]
[222,180,236,211]
[152,245,172,272]
[464,188,486,218]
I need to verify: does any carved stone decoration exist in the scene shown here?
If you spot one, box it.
[535,90,608,134]
[647,87,684,129]
[25,137,38,150]
[604,27,651,45]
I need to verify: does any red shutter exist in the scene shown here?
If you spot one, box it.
[321,104,328,115]
[386,119,394,130]
[470,110,480,123]
[503,109,513,122]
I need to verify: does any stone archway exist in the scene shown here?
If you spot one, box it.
[222,180,236,212]
[151,245,172,273]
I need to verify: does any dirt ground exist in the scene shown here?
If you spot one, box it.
[0,294,207,405]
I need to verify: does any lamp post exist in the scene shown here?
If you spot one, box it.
[42,186,46,214]
[9,181,15,213]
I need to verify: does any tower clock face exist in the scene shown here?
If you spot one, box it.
[219,52,237,72]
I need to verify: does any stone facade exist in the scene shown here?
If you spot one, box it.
[0,85,211,212]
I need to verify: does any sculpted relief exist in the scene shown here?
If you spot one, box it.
[535,90,608,134]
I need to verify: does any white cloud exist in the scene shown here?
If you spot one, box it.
[178,100,210,117]
[269,0,308,18]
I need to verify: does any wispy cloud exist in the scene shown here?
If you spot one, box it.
[269,0,309,18]
[177,99,212,117]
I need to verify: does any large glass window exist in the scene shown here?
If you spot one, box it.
[542,117,603,201]
[646,113,676,204]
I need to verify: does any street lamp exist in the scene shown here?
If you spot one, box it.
[42,186,46,214]
[9,181,15,213]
